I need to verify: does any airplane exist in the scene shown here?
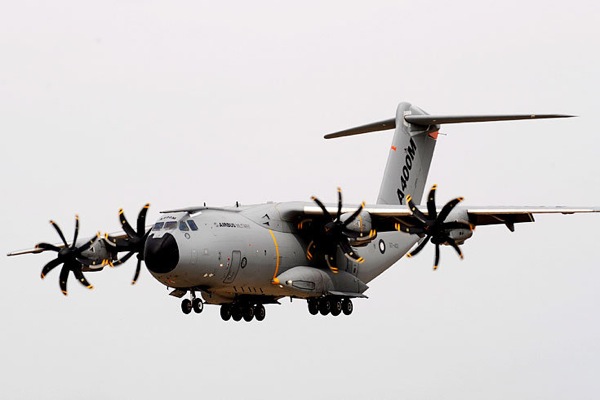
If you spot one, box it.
[8,101,600,322]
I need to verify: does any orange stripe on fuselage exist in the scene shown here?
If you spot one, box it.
[268,229,281,284]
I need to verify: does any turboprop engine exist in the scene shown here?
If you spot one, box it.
[397,185,475,270]
[443,208,474,245]
[341,210,377,246]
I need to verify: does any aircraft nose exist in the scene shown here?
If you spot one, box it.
[144,233,179,274]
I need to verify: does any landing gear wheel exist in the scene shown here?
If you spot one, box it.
[318,297,331,316]
[231,305,242,322]
[242,305,255,322]
[192,298,204,314]
[308,299,319,315]
[254,304,266,321]
[181,299,192,315]
[331,298,342,316]
[342,298,353,315]
[220,305,232,321]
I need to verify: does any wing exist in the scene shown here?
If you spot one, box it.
[299,203,600,232]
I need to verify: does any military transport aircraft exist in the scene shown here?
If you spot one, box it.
[8,102,600,322]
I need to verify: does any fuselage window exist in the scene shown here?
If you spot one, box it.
[179,221,190,231]
[164,221,178,230]
[152,222,164,231]
[187,220,199,231]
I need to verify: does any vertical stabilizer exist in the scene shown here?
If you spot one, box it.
[377,102,438,205]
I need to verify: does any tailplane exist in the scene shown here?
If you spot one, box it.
[325,102,572,205]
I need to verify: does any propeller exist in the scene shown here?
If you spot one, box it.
[37,215,100,296]
[105,204,150,284]
[305,188,366,273]
[396,184,473,270]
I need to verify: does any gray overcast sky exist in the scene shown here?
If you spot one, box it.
[1,1,599,399]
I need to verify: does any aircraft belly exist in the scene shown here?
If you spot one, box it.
[357,231,417,283]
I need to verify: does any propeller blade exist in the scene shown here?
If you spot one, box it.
[305,240,315,261]
[426,185,438,220]
[119,208,137,238]
[136,203,150,236]
[132,258,142,285]
[72,268,94,290]
[59,265,70,296]
[324,254,338,273]
[106,235,132,250]
[339,238,364,263]
[50,220,68,247]
[342,202,365,228]
[336,187,343,221]
[311,196,332,220]
[437,197,464,224]
[36,242,61,252]
[110,251,135,267]
[71,215,80,249]
[406,195,429,225]
[407,236,430,257]
[75,235,97,254]
[41,258,62,279]
[446,237,464,259]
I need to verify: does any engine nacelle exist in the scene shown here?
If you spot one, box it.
[341,210,377,246]
[443,208,474,245]
[80,237,117,271]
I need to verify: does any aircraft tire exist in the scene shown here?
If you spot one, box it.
[242,305,254,322]
[342,298,353,315]
[307,299,319,315]
[254,304,266,321]
[220,304,232,321]
[181,299,192,314]
[231,305,243,322]
[192,298,203,314]
[331,298,342,316]
[318,297,331,316]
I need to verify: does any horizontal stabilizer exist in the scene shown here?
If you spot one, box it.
[325,110,574,139]
[325,118,396,139]
[405,114,574,126]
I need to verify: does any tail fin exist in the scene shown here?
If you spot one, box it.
[325,102,573,206]
[377,102,437,205]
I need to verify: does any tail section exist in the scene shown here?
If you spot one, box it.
[325,102,572,206]
[377,102,438,205]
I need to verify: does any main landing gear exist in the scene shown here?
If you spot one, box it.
[307,296,353,317]
[220,303,266,322]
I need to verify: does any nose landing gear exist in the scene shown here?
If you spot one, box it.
[180,291,204,315]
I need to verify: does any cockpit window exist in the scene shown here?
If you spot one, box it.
[187,220,199,231]
[164,221,178,230]
[152,222,164,231]
[179,221,189,231]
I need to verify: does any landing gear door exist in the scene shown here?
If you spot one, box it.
[223,250,241,284]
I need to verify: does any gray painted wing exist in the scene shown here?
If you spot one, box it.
[303,203,600,232]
